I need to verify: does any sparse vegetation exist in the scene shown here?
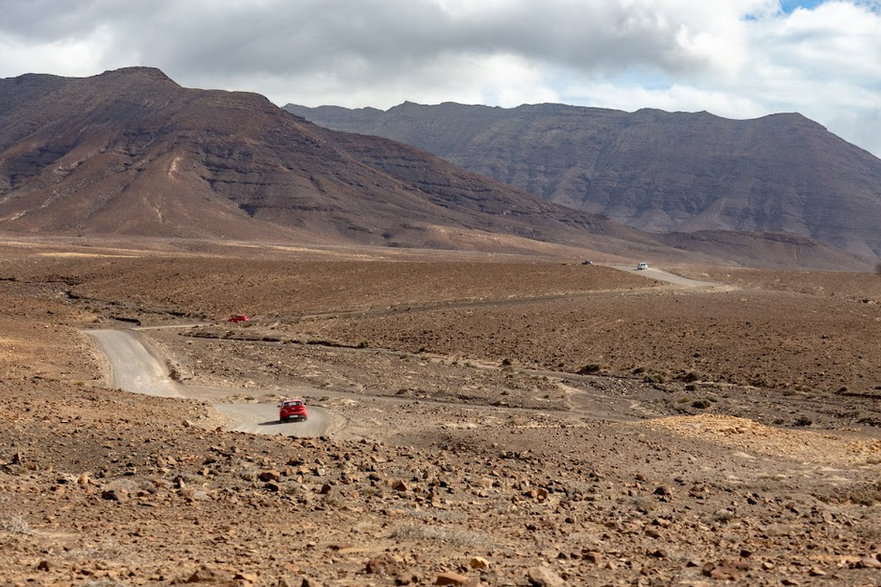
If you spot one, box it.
[0,515,32,535]
[679,371,700,383]
[577,363,602,375]
[390,523,493,546]
[643,372,668,384]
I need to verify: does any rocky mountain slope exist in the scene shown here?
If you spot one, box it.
[0,67,671,257]
[286,102,881,259]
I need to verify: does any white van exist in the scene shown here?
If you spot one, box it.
[636,262,648,270]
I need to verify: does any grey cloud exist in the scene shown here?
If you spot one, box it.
[1,0,708,81]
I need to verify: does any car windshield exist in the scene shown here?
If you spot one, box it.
[284,401,303,406]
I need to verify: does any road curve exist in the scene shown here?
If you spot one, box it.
[611,265,730,289]
[85,329,182,397]
[85,329,330,437]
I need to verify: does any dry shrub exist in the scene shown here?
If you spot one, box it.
[390,522,492,546]
[840,482,881,506]
[0,515,32,535]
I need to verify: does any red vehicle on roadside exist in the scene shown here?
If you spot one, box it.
[227,314,249,323]
[278,398,308,422]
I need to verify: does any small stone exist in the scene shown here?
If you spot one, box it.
[393,480,408,492]
[366,555,404,576]
[469,556,489,569]
[395,570,420,585]
[37,560,51,571]
[101,488,128,502]
[582,551,603,565]
[709,566,743,581]
[526,566,566,587]
[856,555,881,569]
[184,566,226,583]
[233,572,259,583]
[703,558,750,582]
[435,571,469,585]
[259,469,281,482]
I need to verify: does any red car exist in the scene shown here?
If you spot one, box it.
[227,314,249,323]
[279,398,308,422]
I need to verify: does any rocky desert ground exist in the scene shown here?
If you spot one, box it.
[1,236,880,586]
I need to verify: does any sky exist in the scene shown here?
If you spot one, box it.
[1,0,880,157]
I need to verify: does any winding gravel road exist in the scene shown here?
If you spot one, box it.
[612,265,730,289]
[85,329,330,437]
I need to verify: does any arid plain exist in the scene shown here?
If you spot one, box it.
[1,236,880,586]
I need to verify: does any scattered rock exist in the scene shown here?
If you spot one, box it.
[702,559,749,581]
[259,469,281,482]
[179,566,227,583]
[526,566,566,587]
[101,488,128,502]
[395,570,420,585]
[855,555,881,569]
[366,555,405,576]
[435,571,470,585]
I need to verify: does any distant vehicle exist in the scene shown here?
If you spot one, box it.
[636,262,648,270]
[279,398,308,422]
[581,260,593,265]
[227,314,249,323]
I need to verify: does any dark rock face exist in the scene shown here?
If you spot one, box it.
[0,68,640,253]
[286,102,881,258]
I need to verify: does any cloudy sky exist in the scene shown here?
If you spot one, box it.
[1,0,879,156]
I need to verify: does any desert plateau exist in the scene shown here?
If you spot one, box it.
[1,235,880,586]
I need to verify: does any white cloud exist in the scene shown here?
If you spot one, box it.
[0,0,878,156]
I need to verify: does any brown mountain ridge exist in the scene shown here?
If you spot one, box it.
[286,101,881,260]
[0,67,669,255]
[0,67,869,269]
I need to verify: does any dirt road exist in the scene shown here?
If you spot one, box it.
[86,329,183,398]
[85,328,330,437]
[612,264,729,288]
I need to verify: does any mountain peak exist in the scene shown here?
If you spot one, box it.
[287,101,881,260]
[96,66,180,86]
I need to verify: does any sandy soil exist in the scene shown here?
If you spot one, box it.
[1,237,880,586]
